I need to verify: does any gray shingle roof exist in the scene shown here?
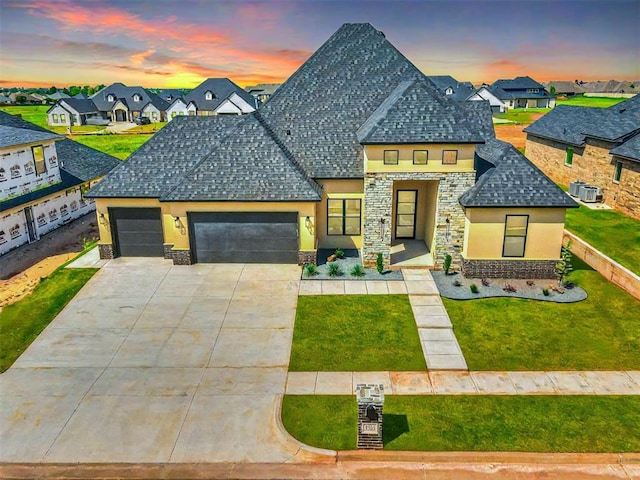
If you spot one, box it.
[357,79,485,144]
[426,75,475,102]
[460,138,579,208]
[163,112,321,202]
[91,83,169,112]
[58,98,100,114]
[610,131,640,162]
[493,76,545,90]
[0,124,61,148]
[86,115,244,198]
[184,78,256,111]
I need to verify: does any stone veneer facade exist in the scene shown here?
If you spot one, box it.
[461,257,557,279]
[362,171,475,270]
[298,250,317,266]
[526,135,640,220]
[98,243,114,260]
[171,249,193,265]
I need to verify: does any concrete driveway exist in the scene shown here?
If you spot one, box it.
[0,258,319,463]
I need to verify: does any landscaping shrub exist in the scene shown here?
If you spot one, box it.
[334,248,345,259]
[470,283,479,294]
[376,253,384,274]
[443,254,452,275]
[328,262,344,277]
[555,240,574,286]
[350,264,365,277]
[304,263,319,277]
[542,288,550,296]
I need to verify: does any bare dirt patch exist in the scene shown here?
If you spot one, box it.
[0,214,98,307]
[495,124,527,150]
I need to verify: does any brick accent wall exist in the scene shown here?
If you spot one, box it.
[163,244,174,260]
[298,250,317,266]
[461,257,557,279]
[98,244,114,260]
[362,171,474,270]
[171,249,193,265]
[526,134,640,220]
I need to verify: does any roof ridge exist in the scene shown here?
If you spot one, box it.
[253,110,322,196]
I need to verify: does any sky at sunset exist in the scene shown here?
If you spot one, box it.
[1,0,639,89]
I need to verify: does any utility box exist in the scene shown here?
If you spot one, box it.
[356,383,384,449]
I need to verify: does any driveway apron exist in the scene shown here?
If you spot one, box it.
[0,259,304,463]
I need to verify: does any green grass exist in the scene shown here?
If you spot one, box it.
[0,105,50,128]
[290,295,426,371]
[70,134,150,160]
[0,267,97,372]
[556,96,626,108]
[493,108,550,124]
[282,395,640,452]
[565,205,640,274]
[444,258,640,371]
[125,122,167,134]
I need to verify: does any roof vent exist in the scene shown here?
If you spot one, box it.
[619,108,626,113]
[286,129,291,136]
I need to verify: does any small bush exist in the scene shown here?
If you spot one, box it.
[542,288,550,296]
[470,283,479,294]
[453,280,462,287]
[334,248,345,259]
[443,254,452,275]
[376,253,384,274]
[328,262,344,277]
[350,264,365,277]
[304,263,319,277]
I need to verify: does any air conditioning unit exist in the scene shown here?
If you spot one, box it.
[569,180,588,197]
[579,186,602,203]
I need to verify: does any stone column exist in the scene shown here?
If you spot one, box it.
[363,174,393,269]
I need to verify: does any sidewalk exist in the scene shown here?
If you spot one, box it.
[286,370,640,395]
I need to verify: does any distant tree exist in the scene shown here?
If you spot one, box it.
[48,86,57,94]
[549,85,556,95]
[67,85,81,96]
[16,95,27,104]
[631,84,636,89]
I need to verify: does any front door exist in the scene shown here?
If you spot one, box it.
[395,190,417,239]
[24,206,38,242]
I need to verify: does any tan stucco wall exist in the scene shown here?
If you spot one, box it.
[462,207,567,260]
[95,198,317,252]
[315,179,364,249]
[526,134,640,220]
[364,144,475,173]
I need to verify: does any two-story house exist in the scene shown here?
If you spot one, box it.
[87,24,576,279]
[0,111,120,256]
[524,95,640,220]
[469,76,556,111]
[166,78,256,120]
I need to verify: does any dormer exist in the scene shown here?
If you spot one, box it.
[107,94,115,102]
[204,90,215,101]
[445,87,454,95]
[133,93,142,102]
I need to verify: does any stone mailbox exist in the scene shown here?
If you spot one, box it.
[356,383,384,449]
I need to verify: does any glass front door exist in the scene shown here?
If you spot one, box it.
[395,190,417,239]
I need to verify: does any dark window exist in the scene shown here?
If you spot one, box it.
[565,147,573,166]
[442,150,458,164]
[327,198,361,236]
[613,161,623,183]
[383,150,399,165]
[32,145,46,176]
[413,150,428,165]
[502,215,529,257]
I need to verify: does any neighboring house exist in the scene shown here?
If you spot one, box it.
[157,89,185,103]
[427,76,474,102]
[168,78,256,119]
[0,111,120,256]
[524,95,640,220]
[245,83,280,104]
[582,80,638,95]
[0,95,12,104]
[72,93,87,100]
[87,23,576,279]
[545,81,586,97]
[47,99,104,127]
[90,83,169,123]
[470,76,556,111]
[467,86,508,112]
[47,91,71,102]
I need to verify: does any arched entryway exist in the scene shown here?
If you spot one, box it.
[114,109,128,122]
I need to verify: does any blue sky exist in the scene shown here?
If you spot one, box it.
[1,0,638,88]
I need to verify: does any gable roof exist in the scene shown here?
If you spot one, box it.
[91,83,169,112]
[357,79,484,144]
[0,124,61,148]
[427,75,475,102]
[610,131,640,162]
[58,98,100,114]
[460,138,579,208]
[86,115,244,199]
[184,78,256,112]
[47,91,70,100]
[492,76,545,91]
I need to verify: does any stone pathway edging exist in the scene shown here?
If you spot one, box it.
[285,370,640,395]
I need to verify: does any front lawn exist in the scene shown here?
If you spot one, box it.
[282,395,640,452]
[565,205,640,275]
[290,295,426,372]
[493,108,550,125]
[556,96,626,108]
[445,258,640,371]
[70,133,150,160]
[0,268,97,372]
[0,105,50,128]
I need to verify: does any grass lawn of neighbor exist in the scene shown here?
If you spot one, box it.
[556,96,627,108]
[70,134,150,160]
[282,395,640,452]
[493,108,550,124]
[444,258,640,371]
[290,295,426,372]
[565,205,640,275]
[0,267,97,373]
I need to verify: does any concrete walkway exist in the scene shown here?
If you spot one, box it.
[0,258,321,464]
[286,370,640,395]
[299,269,468,370]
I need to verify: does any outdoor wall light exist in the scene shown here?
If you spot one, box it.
[99,213,107,226]
[174,216,181,229]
